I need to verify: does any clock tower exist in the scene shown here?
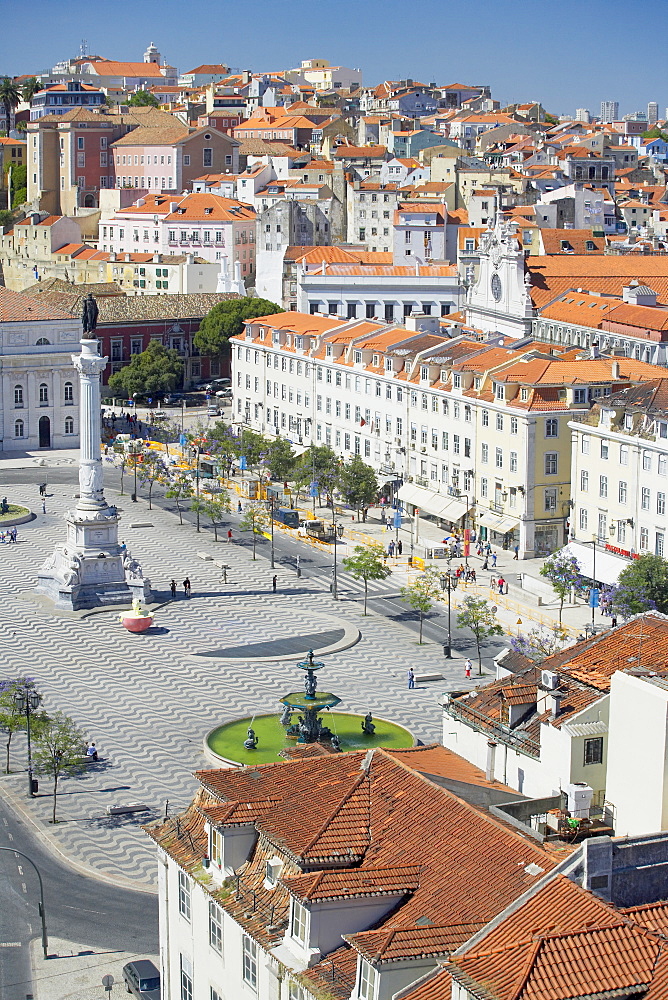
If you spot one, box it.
[466,213,535,340]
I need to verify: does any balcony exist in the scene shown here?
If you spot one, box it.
[444,698,541,759]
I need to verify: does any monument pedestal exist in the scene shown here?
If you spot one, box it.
[35,333,152,611]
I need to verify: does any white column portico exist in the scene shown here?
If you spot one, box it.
[36,331,152,610]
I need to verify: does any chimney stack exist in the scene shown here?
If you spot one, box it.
[550,691,562,719]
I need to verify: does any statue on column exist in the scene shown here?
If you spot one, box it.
[81,293,99,338]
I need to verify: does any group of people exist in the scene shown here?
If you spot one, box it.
[1,527,18,544]
[454,564,477,584]
[170,578,191,598]
[491,575,508,595]
[386,539,404,558]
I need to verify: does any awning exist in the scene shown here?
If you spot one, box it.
[396,483,470,522]
[561,541,627,586]
[475,509,520,534]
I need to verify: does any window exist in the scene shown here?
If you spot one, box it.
[546,418,558,438]
[658,492,666,516]
[14,419,24,438]
[495,447,503,469]
[63,381,74,403]
[584,737,604,765]
[357,960,377,1000]
[544,488,557,512]
[581,435,590,455]
[180,956,193,1000]
[600,441,609,460]
[39,383,48,404]
[579,508,588,530]
[640,526,649,550]
[510,451,518,472]
[481,443,489,463]
[658,533,665,558]
[510,417,518,435]
[619,481,627,504]
[209,901,223,953]
[36,337,50,345]
[496,413,504,432]
[482,409,489,427]
[620,445,629,466]
[203,147,213,167]
[183,154,190,166]
[291,899,309,944]
[660,455,668,477]
[242,935,258,990]
[545,453,558,475]
[64,416,74,435]
[178,871,191,921]
[580,470,589,491]
[642,487,650,510]
[14,385,23,407]
[599,475,608,498]
[644,451,652,472]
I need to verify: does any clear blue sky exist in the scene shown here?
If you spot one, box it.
[1,0,665,118]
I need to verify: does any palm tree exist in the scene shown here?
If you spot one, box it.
[0,77,21,131]
[22,77,42,102]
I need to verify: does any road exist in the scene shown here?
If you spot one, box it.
[0,795,158,1000]
[3,465,505,666]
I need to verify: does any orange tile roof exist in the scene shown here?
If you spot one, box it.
[15,214,61,227]
[84,60,167,77]
[528,255,668,308]
[244,312,344,336]
[316,265,456,277]
[0,286,76,322]
[332,144,387,158]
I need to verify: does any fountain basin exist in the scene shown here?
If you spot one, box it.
[280,691,342,712]
[205,712,414,766]
[120,612,154,633]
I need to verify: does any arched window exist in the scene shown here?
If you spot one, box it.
[14,419,24,438]
[14,385,23,406]
[39,383,48,404]
[36,337,51,345]
[64,382,73,403]
[64,417,74,435]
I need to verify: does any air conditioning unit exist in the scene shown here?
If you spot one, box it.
[541,670,559,690]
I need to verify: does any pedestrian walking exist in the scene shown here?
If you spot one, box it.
[407,668,415,689]
[11,528,17,543]
[227,528,233,542]
[397,539,403,556]
[183,577,191,597]
[497,576,505,595]
[237,500,242,513]
[272,574,277,593]
[513,544,519,560]
[388,540,395,558]
[491,552,497,567]
[41,499,46,514]
[170,579,177,599]
[485,542,492,556]
[470,568,476,583]
[465,658,472,679]
[482,557,488,571]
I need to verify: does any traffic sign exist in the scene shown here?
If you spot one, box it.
[102,974,114,994]
[239,455,247,470]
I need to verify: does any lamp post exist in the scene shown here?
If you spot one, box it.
[577,536,598,629]
[0,848,48,958]
[13,683,42,798]
[331,505,339,601]
[268,497,275,569]
[440,560,459,657]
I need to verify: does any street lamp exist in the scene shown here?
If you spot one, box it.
[266,497,275,569]
[440,561,459,658]
[128,439,143,502]
[13,683,42,798]
[331,503,339,600]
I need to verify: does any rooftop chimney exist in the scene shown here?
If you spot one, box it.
[590,341,600,359]
[550,691,562,719]
[611,360,620,379]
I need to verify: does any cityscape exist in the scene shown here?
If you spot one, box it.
[3,18,668,1000]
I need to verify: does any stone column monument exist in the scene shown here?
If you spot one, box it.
[36,296,152,610]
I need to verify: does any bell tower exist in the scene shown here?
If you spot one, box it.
[144,42,161,65]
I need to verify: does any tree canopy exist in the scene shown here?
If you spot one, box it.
[457,596,503,674]
[603,553,668,618]
[127,89,160,107]
[339,455,378,515]
[642,127,668,140]
[22,77,42,102]
[265,437,296,481]
[108,340,183,399]
[194,298,282,356]
[343,543,390,614]
[294,444,341,502]
[540,552,582,623]
[400,567,441,642]
[0,77,21,125]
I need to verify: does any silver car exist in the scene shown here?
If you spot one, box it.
[122,959,161,1000]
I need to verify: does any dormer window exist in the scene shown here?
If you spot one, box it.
[326,345,333,357]
[495,383,505,400]
[520,388,529,401]
[295,337,303,350]
[474,376,482,389]
[272,331,280,345]
[354,350,362,364]
[373,354,379,367]
[453,373,462,389]
[210,826,223,868]
[356,959,377,1000]
[291,899,309,945]
[421,365,429,380]
[385,358,393,372]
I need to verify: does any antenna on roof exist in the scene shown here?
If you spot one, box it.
[80,38,88,58]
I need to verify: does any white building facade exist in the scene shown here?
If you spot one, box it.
[0,289,82,452]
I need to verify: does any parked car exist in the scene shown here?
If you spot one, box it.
[162,393,185,407]
[215,388,233,399]
[207,378,231,391]
[122,959,161,1000]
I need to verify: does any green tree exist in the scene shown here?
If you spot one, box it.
[108,340,183,399]
[457,596,504,675]
[0,77,21,130]
[343,543,390,615]
[165,473,194,524]
[294,444,341,505]
[239,501,269,559]
[401,567,441,643]
[32,711,87,824]
[111,443,129,495]
[510,625,567,663]
[127,89,160,107]
[194,298,282,356]
[0,677,47,775]
[0,208,15,229]
[191,491,230,541]
[339,454,378,520]
[604,553,668,618]
[207,421,240,478]
[137,451,167,509]
[238,428,266,476]
[22,77,42,102]
[265,437,296,481]
[642,127,668,140]
[540,552,582,623]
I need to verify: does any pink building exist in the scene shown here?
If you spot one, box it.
[110,125,240,194]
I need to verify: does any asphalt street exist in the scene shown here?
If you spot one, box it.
[4,464,506,664]
[0,795,157,1000]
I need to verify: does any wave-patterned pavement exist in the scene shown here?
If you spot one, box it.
[0,484,459,888]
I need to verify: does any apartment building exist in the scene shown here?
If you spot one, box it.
[109,124,240,194]
[103,192,256,280]
[568,378,668,581]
